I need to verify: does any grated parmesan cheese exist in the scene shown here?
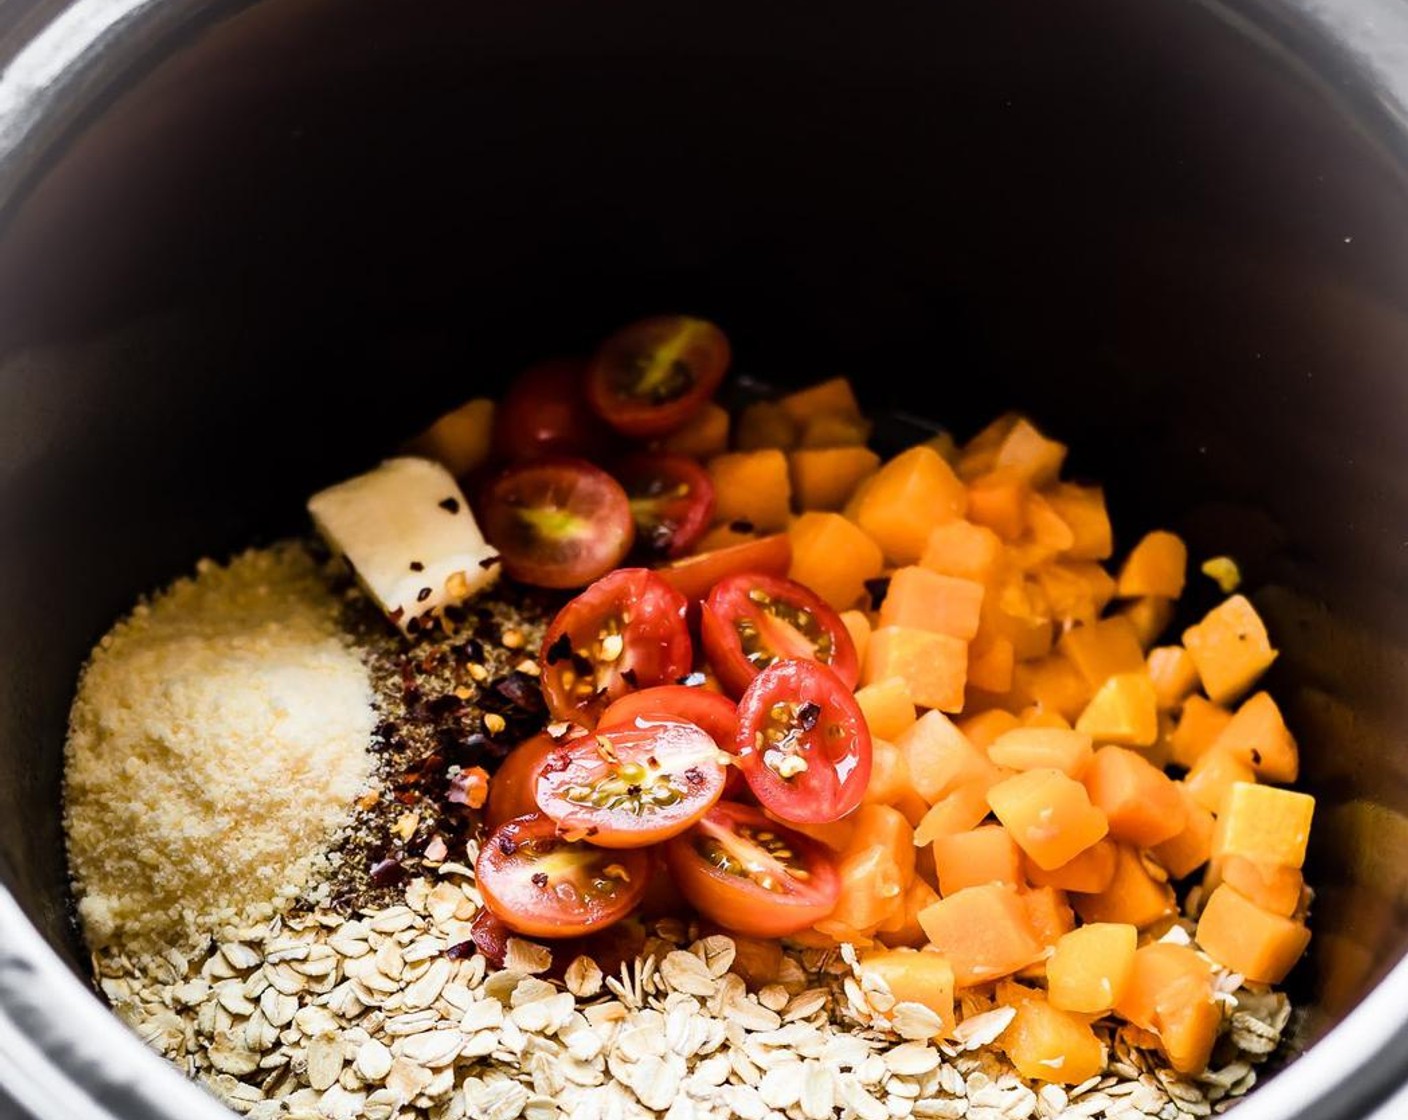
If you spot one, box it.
[64,542,375,954]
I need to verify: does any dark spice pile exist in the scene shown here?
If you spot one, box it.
[318,575,559,913]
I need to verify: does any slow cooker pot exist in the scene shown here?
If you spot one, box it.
[4,0,1408,1116]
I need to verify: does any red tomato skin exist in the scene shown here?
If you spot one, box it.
[600,684,746,796]
[586,316,731,437]
[700,573,860,698]
[486,732,577,832]
[735,659,873,825]
[658,534,793,605]
[475,813,650,938]
[480,457,635,589]
[493,358,612,461]
[534,719,726,848]
[615,452,717,559]
[539,569,693,725]
[662,801,841,937]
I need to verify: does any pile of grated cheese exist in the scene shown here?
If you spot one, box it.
[64,542,376,956]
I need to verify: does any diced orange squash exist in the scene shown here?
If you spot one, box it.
[1151,785,1216,879]
[770,812,854,852]
[992,417,1068,487]
[1024,492,1077,559]
[848,802,917,878]
[799,411,872,448]
[1115,942,1214,1031]
[1208,691,1299,783]
[1183,748,1257,816]
[966,471,1029,541]
[734,400,801,451]
[855,677,918,740]
[1153,973,1222,1076]
[1047,922,1137,1014]
[1011,656,1092,722]
[1071,844,1177,930]
[1182,594,1278,706]
[829,843,909,933]
[960,709,1024,751]
[878,566,985,640]
[708,450,792,532]
[865,627,969,713]
[407,397,495,477]
[788,446,882,511]
[1168,695,1234,769]
[1024,837,1119,894]
[920,520,1006,586]
[1022,886,1076,951]
[1196,884,1312,984]
[1045,483,1113,561]
[840,609,872,668]
[894,790,931,829]
[1208,855,1304,918]
[862,739,911,807]
[1082,746,1187,847]
[876,877,942,949]
[858,949,955,1035]
[913,780,995,844]
[788,511,885,611]
[988,727,1094,778]
[1022,707,1072,729]
[1031,562,1117,627]
[662,400,730,458]
[1116,531,1188,599]
[957,413,1020,479]
[1058,617,1147,689]
[984,582,1056,662]
[1212,781,1315,869]
[894,710,996,803]
[1121,596,1175,650]
[932,825,1023,896]
[987,769,1110,870]
[916,883,1045,987]
[1147,646,1200,711]
[967,636,1016,694]
[1074,672,1159,747]
[777,376,864,426]
[1000,993,1107,1084]
[846,446,967,565]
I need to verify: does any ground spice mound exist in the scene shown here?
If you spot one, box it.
[64,542,376,955]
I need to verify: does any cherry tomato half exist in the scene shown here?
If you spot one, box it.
[600,684,744,795]
[735,659,873,824]
[485,730,586,832]
[493,358,612,461]
[480,457,634,589]
[586,315,731,437]
[657,533,792,605]
[615,453,716,560]
[662,801,841,937]
[701,572,860,697]
[539,568,693,725]
[475,813,651,938]
[534,718,726,848]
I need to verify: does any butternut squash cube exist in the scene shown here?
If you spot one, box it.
[1196,884,1312,984]
[1074,672,1159,747]
[1058,617,1147,689]
[1168,695,1234,769]
[1116,530,1188,599]
[708,450,792,532]
[1000,994,1107,1085]
[1182,594,1278,706]
[788,446,882,511]
[916,883,1044,987]
[894,710,995,803]
[846,446,967,565]
[858,949,955,1035]
[777,376,864,426]
[1023,837,1119,894]
[920,519,1006,586]
[788,511,885,611]
[1045,483,1113,561]
[1082,745,1187,847]
[878,566,985,640]
[1147,646,1201,711]
[988,726,1094,778]
[1207,691,1299,783]
[841,609,872,668]
[1207,854,1304,918]
[1071,844,1177,930]
[865,627,970,713]
[734,400,801,451]
[987,769,1110,870]
[1047,922,1137,1014]
[1121,596,1176,650]
[1183,748,1257,816]
[960,708,1023,750]
[855,677,918,741]
[1212,781,1315,869]
[913,779,996,845]
[932,825,1023,896]
[1151,784,1216,879]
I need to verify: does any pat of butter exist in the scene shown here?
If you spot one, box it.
[308,457,500,634]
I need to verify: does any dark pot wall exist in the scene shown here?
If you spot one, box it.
[3,0,1408,1116]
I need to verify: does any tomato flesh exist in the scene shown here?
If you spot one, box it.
[485,731,585,832]
[539,568,693,725]
[587,316,731,437]
[701,572,859,697]
[534,719,726,847]
[475,813,650,938]
[599,684,744,795]
[615,453,716,559]
[663,801,841,937]
[735,659,873,824]
[658,534,792,605]
[480,457,634,589]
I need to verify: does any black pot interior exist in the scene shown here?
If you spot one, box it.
[3,0,1408,1081]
